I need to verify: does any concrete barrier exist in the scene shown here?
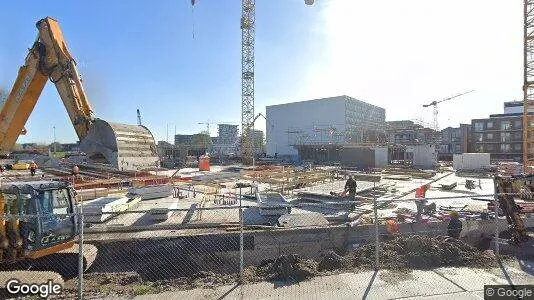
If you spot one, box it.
[84,215,534,277]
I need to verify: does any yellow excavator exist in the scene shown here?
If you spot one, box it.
[0,180,95,279]
[494,175,531,245]
[0,17,159,171]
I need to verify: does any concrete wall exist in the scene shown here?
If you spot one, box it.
[408,144,437,169]
[340,146,388,169]
[340,147,374,169]
[453,153,490,171]
[87,216,534,278]
[266,96,347,156]
[374,147,388,168]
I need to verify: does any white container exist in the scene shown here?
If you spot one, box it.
[453,153,490,171]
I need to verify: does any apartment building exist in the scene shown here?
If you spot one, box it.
[471,102,525,161]
[438,124,471,160]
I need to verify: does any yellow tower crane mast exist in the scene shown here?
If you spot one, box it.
[191,0,315,165]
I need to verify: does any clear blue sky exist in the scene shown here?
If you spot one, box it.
[0,0,322,144]
[0,1,525,144]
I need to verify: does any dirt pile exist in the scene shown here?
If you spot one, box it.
[347,235,497,269]
[255,254,318,281]
[64,235,501,297]
[318,251,345,271]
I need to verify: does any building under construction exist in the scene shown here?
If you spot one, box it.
[265,95,386,163]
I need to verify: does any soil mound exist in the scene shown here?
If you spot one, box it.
[318,251,345,271]
[347,235,497,269]
[256,254,318,281]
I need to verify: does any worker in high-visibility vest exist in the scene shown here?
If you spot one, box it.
[385,218,400,237]
[30,161,38,176]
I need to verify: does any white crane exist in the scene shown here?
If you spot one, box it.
[422,90,475,132]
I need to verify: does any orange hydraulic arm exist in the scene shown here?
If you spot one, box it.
[0,17,95,155]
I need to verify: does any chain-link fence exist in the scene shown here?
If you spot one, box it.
[1,183,533,299]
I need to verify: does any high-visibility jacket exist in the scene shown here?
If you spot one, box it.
[385,219,400,234]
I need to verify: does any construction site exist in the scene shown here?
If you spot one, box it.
[1,1,534,300]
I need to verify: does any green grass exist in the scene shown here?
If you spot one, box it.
[132,284,159,296]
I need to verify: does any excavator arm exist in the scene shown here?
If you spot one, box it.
[34,17,95,140]
[0,34,49,154]
[0,17,93,154]
[0,17,159,171]
[493,175,529,245]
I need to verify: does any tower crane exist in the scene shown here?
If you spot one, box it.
[191,0,315,165]
[524,0,534,173]
[198,121,212,135]
[422,90,475,132]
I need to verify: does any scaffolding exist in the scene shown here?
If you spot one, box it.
[287,125,346,147]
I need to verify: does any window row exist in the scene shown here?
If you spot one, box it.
[474,132,522,142]
[474,120,523,132]
[477,143,521,152]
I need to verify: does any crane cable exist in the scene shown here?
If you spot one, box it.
[191,0,196,39]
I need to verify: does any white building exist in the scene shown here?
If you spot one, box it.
[266,95,386,157]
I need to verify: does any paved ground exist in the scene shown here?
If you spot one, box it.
[95,259,534,300]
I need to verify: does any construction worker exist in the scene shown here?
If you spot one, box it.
[29,161,37,176]
[385,218,400,238]
[447,210,463,239]
[344,175,357,210]
[72,165,79,176]
[72,165,80,183]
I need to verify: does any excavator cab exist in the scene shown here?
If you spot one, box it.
[0,181,77,263]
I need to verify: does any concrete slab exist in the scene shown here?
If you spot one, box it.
[433,267,508,291]
[129,269,464,300]
[365,270,463,299]
[490,259,534,284]
[398,291,482,300]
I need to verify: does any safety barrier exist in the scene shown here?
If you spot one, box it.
[0,186,532,299]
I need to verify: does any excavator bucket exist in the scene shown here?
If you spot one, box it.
[79,119,160,171]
